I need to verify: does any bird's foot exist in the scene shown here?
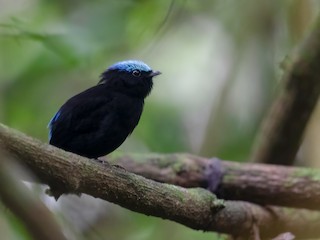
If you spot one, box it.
[112,164,126,171]
[94,158,110,165]
[94,158,125,170]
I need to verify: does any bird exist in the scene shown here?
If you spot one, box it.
[48,60,161,159]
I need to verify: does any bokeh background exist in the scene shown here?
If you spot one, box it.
[1,0,320,239]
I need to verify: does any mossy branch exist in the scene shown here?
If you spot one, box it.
[106,152,320,210]
[2,124,320,238]
[0,152,67,240]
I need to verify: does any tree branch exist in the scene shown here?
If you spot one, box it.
[0,151,67,240]
[1,124,320,238]
[250,13,320,165]
[106,153,320,210]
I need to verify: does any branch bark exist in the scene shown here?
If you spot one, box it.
[0,151,67,240]
[106,153,320,210]
[1,124,320,238]
[250,14,320,165]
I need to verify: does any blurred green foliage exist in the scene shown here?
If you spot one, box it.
[0,0,319,239]
[0,204,32,240]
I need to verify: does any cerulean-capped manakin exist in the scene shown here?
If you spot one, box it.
[48,60,161,158]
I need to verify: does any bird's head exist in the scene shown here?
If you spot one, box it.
[99,60,161,98]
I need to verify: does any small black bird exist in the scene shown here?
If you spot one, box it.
[48,60,161,158]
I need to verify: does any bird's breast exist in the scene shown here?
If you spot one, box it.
[114,95,144,133]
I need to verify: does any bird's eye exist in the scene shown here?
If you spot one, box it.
[132,70,141,77]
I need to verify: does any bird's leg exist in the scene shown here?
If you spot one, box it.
[112,164,126,171]
[94,158,110,165]
[94,157,126,170]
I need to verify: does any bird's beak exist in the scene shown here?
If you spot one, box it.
[148,71,161,77]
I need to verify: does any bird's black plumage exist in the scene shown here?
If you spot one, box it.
[48,60,161,158]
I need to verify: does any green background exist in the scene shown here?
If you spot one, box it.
[0,0,318,239]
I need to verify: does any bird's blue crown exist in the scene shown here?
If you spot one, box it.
[108,60,152,73]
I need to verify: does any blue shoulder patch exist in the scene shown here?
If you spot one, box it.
[48,110,61,140]
[108,60,152,73]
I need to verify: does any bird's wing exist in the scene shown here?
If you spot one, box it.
[48,110,62,140]
[48,86,114,144]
